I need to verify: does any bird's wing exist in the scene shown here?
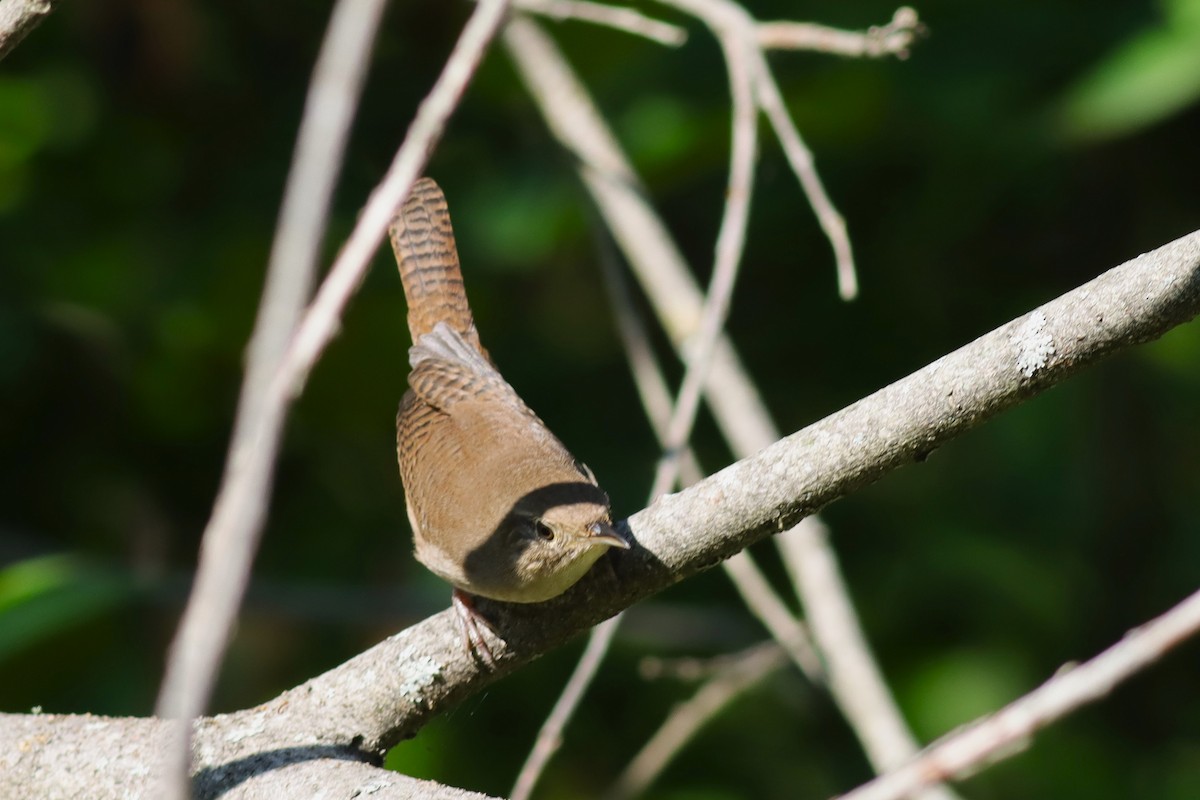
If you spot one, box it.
[407,322,525,414]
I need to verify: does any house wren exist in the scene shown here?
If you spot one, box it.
[389,177,628,659]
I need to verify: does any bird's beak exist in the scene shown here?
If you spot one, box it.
[586,521,630,550]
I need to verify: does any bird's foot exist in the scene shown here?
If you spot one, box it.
[452,589,499,667]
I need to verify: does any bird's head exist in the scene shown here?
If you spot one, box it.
[463,481,629,603]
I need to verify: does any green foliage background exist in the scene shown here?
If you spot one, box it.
[2,1,1200,797]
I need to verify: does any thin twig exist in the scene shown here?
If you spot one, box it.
[649,22,757,493]
[753,55,857,299]
[275,0,512,400]
[589,200,707,486]
[838,585,1200,800]
[154,0,389,794]
[655,0,860,298]
[0,0,56,62]
[514,0,687,46]
[510,614,621,800]
[602,215,827,684]
[780,519,963,800]
[605,642,788,800]
[758,7,922,58]
[153,0,510,794]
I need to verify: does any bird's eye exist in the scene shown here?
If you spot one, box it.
[533,519,555,541]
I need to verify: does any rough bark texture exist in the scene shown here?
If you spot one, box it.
[2,230,1197,797]
[0,0,55,61]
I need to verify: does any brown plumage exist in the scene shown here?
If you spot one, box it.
[389,178,627,657]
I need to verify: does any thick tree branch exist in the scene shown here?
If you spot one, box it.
[4,229,1197,798]
[0,712,497,800]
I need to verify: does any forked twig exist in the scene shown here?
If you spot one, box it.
[605,642,788,800]
[758,7,922,58]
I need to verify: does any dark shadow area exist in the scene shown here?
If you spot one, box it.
[193,744,376,799]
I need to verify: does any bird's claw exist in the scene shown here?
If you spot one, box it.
[452,589,499,667]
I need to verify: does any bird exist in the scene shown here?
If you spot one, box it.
[389,177,628,662]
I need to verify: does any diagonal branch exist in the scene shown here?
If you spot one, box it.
[3,229,1199,798]
[214,226,1200,752]
[154,0,392,795]
[604,642,788,800]
[155,0,511,795]
[837,583,1200,800]
[394,231,1196,762]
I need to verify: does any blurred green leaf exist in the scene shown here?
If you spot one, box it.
[461,177,578,272]
[0,78,51,167]
[903,647,1033,738]
[619,94,700,168]
[0,162,28,213]
[1058,0,1200,141]
[0,554,136,662]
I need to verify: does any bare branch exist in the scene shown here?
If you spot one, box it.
[155,0,390,793]
[510,615,621,800]
[838,584,1200,800]
[649,18,756,493]
[514,0,687,46]
[753,57,857,299]
[656,0,861,298]
[154,0,510,795]
[0,711,499,800]
[758,7,923,59]
[0,0,56,62]
[604,642,788,800]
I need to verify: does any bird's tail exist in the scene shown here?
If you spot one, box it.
[389,177,483,352]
